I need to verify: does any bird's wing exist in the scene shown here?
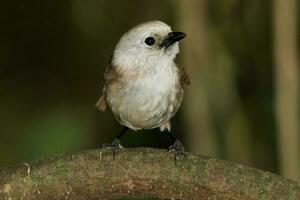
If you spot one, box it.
[177,63,190,86]
[95,55,118,111]
[95,95,107,111]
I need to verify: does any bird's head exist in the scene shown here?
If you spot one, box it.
[112,21,186,70]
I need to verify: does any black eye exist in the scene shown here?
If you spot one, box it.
[144,37,155,46]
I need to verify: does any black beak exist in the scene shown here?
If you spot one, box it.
[159,32,186,48]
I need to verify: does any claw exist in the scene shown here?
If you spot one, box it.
[103,138,124,160]
[168,140,185,166]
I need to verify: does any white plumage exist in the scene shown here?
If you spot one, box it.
[97,21,188,132]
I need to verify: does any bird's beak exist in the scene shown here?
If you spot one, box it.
[159,32,186,48]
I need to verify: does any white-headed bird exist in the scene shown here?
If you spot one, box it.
[96,21,189,161]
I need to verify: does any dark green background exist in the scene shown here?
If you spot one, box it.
[0,0,299,182]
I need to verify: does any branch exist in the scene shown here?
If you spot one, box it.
[0,148,299,199]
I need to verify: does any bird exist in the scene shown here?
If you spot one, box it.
[96,21,189,161]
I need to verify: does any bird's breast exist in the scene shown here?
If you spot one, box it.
[106,63,183,130]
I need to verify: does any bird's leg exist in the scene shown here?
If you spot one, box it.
[103,127,128,160]
[166,132,185,166]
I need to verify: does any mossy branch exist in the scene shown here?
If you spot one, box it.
[0,148,300,199]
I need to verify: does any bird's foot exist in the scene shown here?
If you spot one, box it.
[102,138,124,160]
[168,139,185,166]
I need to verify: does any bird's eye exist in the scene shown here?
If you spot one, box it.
[144,37,155,46]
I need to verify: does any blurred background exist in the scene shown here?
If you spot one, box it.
[0,0,299,181]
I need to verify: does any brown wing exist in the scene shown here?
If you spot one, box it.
[95,95,107,111]
[177,63,190,86]
[95,55,119,111]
